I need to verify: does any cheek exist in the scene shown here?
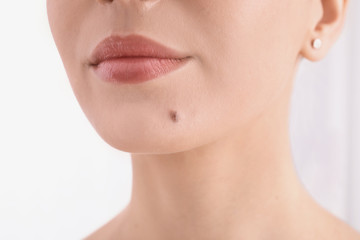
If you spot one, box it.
[47,0,89,81]
[46,0,95,123]
[190,0,304,119]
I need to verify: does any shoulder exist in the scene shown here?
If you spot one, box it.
[313,208,360,240]
[283,201,360,240]
[328,217,360,240]
[83,207,130,240]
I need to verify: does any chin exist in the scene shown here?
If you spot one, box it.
[93,126,205,155]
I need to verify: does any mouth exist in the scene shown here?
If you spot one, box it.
[88,34,191,84]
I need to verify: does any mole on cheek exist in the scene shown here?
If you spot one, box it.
[169,110,179,123]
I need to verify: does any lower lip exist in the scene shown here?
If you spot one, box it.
[91,57,189,84]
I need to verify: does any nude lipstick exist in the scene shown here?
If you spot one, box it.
[89,34,191,84]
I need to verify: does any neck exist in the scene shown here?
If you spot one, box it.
[124,75,314,239]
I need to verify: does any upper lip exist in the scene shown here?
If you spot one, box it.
[89,34,189,66]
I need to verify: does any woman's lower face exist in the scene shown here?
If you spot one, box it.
[47,0,309,153]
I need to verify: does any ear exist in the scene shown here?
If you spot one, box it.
[300,0,349,62]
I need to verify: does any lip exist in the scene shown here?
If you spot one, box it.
[89,34,191,84]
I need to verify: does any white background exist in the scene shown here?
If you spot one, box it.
[0,1,359,239]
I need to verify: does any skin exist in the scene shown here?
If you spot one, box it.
[47,0,360,239]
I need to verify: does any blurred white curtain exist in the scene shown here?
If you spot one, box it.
[290,0,360,231]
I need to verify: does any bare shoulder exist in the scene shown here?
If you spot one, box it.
[81,204,360,240]
[286,201,360,240]
[332,219,360,239]
[319,210,360,240]
[82,207,130,240]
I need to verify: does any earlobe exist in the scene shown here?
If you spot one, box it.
[299,0,348,62]
[312,38,323,50]
[299,37,328,62]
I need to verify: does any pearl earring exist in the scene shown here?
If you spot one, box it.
[312,38,322,49]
